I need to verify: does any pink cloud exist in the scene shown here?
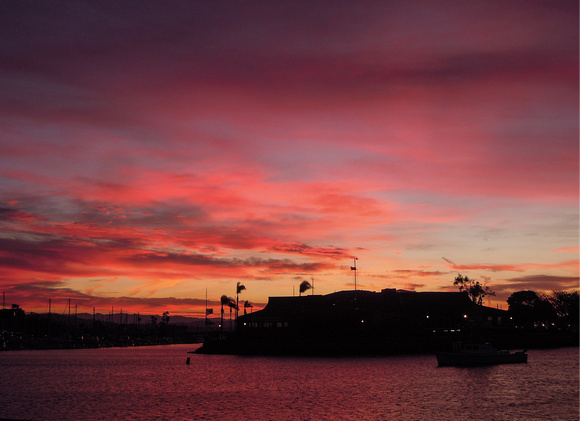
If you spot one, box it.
[554,247,580,254]
[0,1,577,314]
[441,258,579,274]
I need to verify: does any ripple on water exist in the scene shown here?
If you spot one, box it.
[0,345,578,420]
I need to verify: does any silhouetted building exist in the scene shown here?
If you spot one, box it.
[238,289,508,333]
[0,304,25,319]
[199,289,511,355]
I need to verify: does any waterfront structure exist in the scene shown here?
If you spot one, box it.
[198,289,510,355]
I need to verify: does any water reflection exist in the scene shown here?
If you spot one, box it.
[0,345,577,420]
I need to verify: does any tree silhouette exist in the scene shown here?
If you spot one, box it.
[547,290,579,325]
[220,295,236,333]
[244,300,253,315]
[159,311,170,336]
[227,299,236,330]
[236,282,246,320]
[453,274,495,305]
[507,291,555,326]
[161,311,170,325]
[299,280,312,296]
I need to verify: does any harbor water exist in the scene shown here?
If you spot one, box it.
[1,344,578,420]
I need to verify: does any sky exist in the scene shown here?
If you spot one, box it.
[0,0,578,317]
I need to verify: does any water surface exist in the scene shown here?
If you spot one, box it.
[1,345,578,420]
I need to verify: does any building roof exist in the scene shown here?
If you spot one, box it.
[238,289,484,327]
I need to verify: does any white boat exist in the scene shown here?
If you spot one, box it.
[436,342,527,366]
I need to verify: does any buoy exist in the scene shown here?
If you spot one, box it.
[186,357,190,365]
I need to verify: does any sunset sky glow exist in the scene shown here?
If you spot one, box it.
[1,1,578,316]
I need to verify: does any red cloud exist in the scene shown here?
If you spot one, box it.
[0,1,576,315]
[441,258,579,274]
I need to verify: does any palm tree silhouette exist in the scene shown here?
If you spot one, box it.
[299,280,312,296]
[220,295,236,332]
[244,300,253,315]
[236,282,246,321]
[227,299,236,331]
